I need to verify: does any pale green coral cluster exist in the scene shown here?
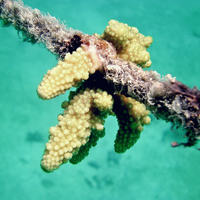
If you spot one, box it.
[1,0,199,173]
[39,19,152,172]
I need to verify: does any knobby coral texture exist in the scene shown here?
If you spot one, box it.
[0,0,200,172]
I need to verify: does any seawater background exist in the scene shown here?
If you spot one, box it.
[0,0,200,199]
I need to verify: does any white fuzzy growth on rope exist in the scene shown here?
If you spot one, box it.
[0,0,81,55]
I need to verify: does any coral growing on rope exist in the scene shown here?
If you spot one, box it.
[0,0,200,172]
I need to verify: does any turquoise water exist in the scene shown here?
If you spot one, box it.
[0,0,200,199]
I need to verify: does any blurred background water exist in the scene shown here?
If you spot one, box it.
[0,0,200,199]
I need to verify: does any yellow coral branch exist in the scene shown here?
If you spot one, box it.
[41,88,113,172]
[37,47,95,99]
[114,95,151,153]
[102,20,153,67]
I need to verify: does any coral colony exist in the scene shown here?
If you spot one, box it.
[0,0,200,172]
